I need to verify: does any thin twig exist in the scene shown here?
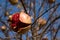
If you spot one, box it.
[20,0,28,14]
[53,25,60,40]
[31,3,60,26]
[39,15,60,39]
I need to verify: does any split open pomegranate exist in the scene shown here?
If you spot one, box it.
[8,11,32,34]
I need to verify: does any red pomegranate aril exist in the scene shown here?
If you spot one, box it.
[12,13,19,23]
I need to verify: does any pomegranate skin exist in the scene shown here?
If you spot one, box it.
[19,12,32,24]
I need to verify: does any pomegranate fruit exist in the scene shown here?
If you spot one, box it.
[38,18,46,25]
[8,11,32,34]
[9,0,18,5]
[42,37,48,40]
[48,0,55,4]
[1,26,6,31]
